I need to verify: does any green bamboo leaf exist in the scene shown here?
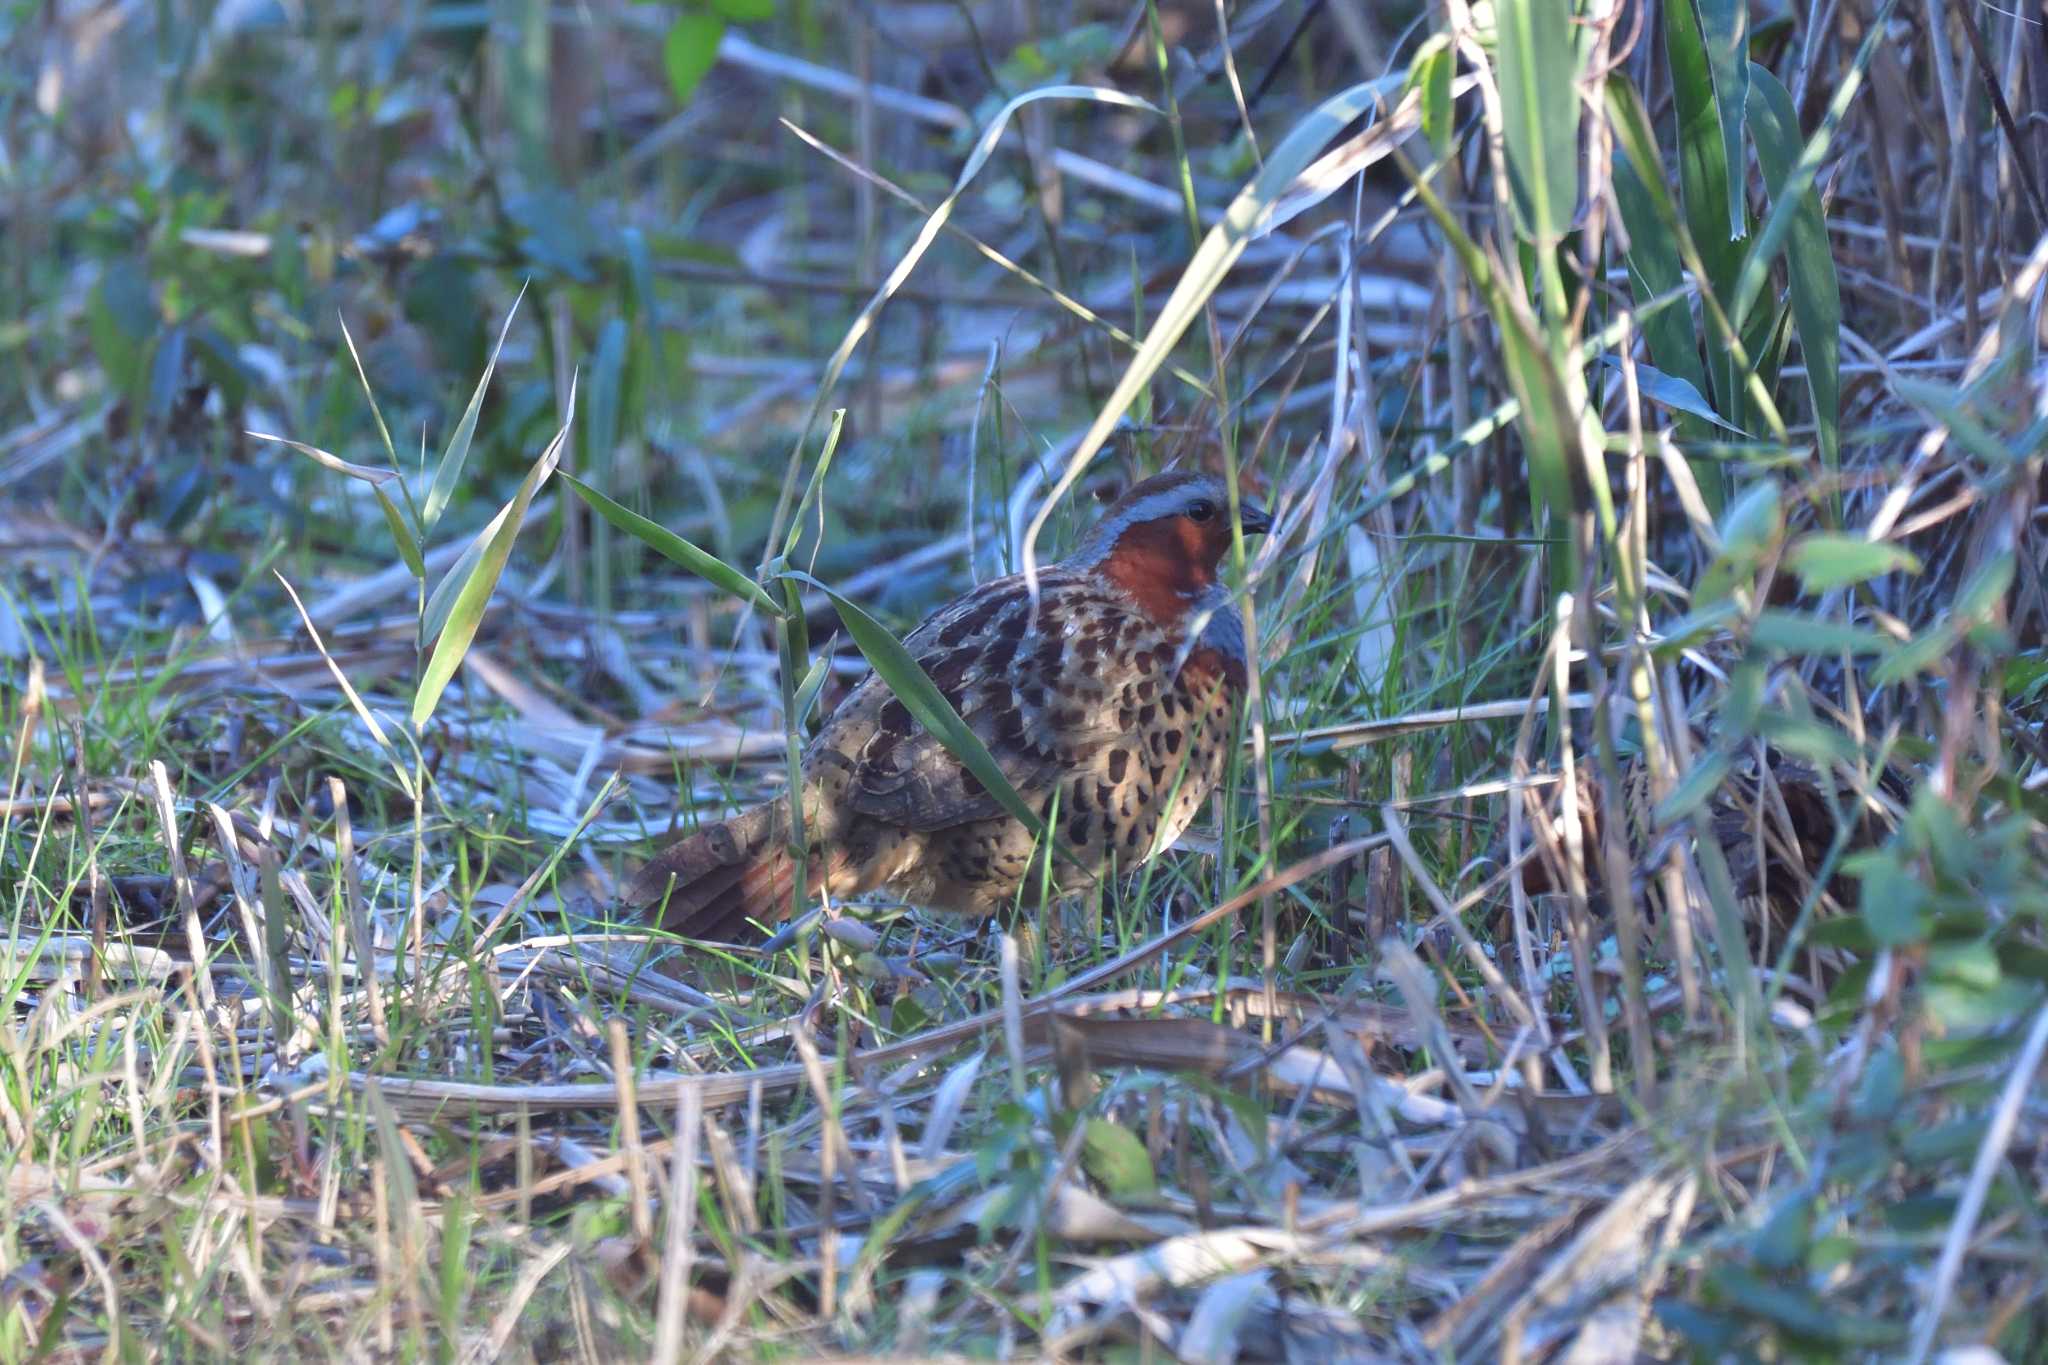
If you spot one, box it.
[782,409,847,560]
[1872,630,1950,686]
[1704,1265,1905,1346]
[1665,0,1746,425]
[1867,552,2008,686]
[1955,550,2016,619]
[663,13,726,106]
[1696,0,1749,241]
[1494,0,1582,243]
[1404,33,1454,160]
[1749,610,1894,656]
[1600,357,1746,433]
[1082,1118,1156,1199]
[338,314,400,471]
[1728,0,1899,325]
[252,431,426,578]
[422,282,527,532]
[87,258,153,402]
[1653,599,1743,653]
[1756,711,1859,766]
[787,571,1053,849]
[1893,375,2020,467]
[1694,475,1782,603]
[1786,534,1920,592]
[373,486,427,580]
[413,379,575,727]
[560,472,780,616]
[1746,66,1842,471]
[1718,477,1783,558]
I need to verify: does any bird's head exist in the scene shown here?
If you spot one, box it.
[1069,471,1270,623]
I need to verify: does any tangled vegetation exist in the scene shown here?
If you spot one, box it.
[2,0,2045,1359]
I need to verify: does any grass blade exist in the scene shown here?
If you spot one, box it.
[422,499,510,650]
[1665,0,1747,424]
[1746,65,1842,470]
[1494,0,1582,243]
[782,409,846,561]
[413,376,576,727]
[1610,76,1725,473]
[373,487,427,580]
[1396,132,1599,581]
[422,281,528,533]
[252,431,426,577]
[765,83,1159,563]
[250,430,402,487]
[338,314,401,471]
[1024,70,1419,578]
[1696,0,1750,241]
[1728,0,1898,326]
[273,571,417,799]
[561,471,780,616]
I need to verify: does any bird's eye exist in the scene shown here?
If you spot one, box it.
[1186,499,1215,522]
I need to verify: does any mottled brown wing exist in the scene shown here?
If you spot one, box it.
[810,570,1136,833]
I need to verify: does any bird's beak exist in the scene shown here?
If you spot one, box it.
[1238,500,1272,536]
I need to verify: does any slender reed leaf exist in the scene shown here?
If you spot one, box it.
[1396,144,1596,582]
[1600,357,1747,433]
[560,473,780,615]
[413,378,576,726]
[1024,69,1422,578]
[1787,535,1920,592]
[1610,76,1726,496]
[1746,66,1841,471]
[1665,0,1746,426]
[1697,0,1750,240]
[766,84,1160,563]
[1728,0,1899,325]
[422,282,528,532]
[1494,0,1582,243]
[252,431,426,578]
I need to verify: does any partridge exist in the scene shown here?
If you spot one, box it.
[631,471,1270,940]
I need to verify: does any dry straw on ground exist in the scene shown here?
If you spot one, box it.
[4,0,2047,1361]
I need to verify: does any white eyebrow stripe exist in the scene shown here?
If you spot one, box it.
[1084,488,1205,555]
[1061,475,1227,569]
[1112,489,1200,525]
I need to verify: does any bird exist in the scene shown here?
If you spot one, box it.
[630,470,1271,941]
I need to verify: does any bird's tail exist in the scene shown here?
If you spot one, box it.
[629,802,813,942]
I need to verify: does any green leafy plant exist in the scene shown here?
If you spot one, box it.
[657,0,774,106]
